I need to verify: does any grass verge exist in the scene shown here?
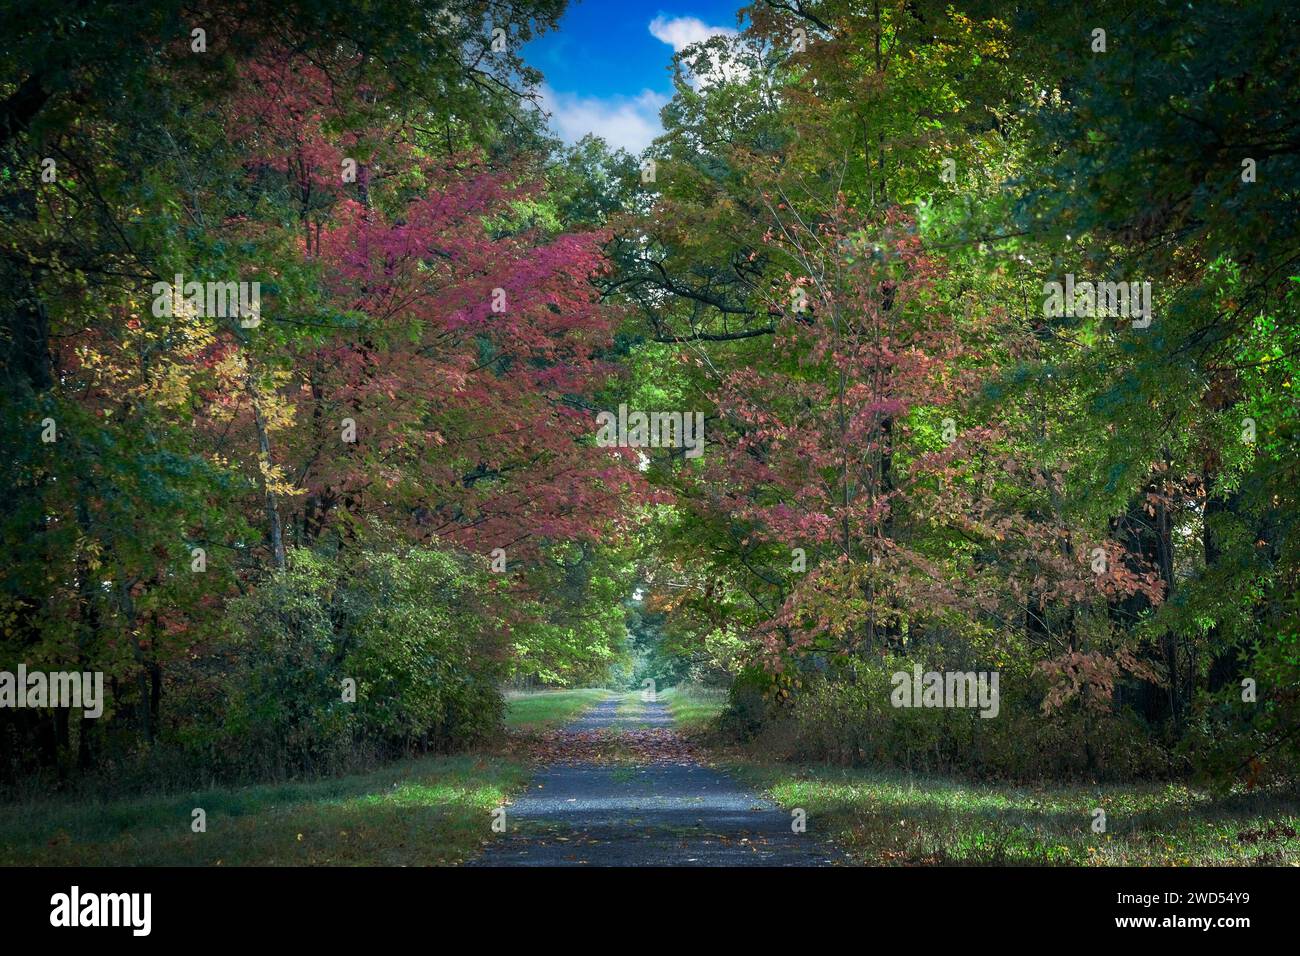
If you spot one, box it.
[0,689,609,865]
[0,754,530,866]
[504,687,611,730]
[726,760,1300,866]
[660,684,728,732]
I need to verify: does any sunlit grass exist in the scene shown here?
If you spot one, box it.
[615,691,645,719]
[503,687,611,729]
[1,688,613,865]
[728,762,1300,866]
[0,754,530,866]
[660,684,728,731]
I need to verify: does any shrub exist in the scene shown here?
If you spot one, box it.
[720,665,780,740]
[735,656,1172,783]
[217,545,504,780]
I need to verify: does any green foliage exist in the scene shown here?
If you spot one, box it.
[219,545,505,779]
[610,0,1300,790]
[505,542,635,687]
[766,658,1169,783]
[1,0,634,796]
[5,0,1300,811]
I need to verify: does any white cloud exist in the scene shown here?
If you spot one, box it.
[648,14,737,51]
[649,14,746,88]
[536,84,668,153]
[533,15,741,153]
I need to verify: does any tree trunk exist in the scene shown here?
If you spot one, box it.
[248,374,287,570]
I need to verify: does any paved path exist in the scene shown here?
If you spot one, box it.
[472,695,842,866]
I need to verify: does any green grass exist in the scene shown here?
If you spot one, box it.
[0,754,530,866]
[728,761,1300,866]
[615,691,644,719]
[503,687,610,730]
[660,684,728,732]
[0,689,610,866]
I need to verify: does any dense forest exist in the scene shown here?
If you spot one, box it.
[2,0,1298,808]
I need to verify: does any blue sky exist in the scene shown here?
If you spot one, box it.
[523,1,747,153]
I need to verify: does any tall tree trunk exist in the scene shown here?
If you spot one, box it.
[1108,481,1174,725]
[118,581,153,744]
[1155,490,1180,732]
[247,373,287,570]
[1204,480,1243,691]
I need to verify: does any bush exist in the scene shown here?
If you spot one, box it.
[215,545,505,780]
[734,656,1172,783]
[720,665,780,740]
